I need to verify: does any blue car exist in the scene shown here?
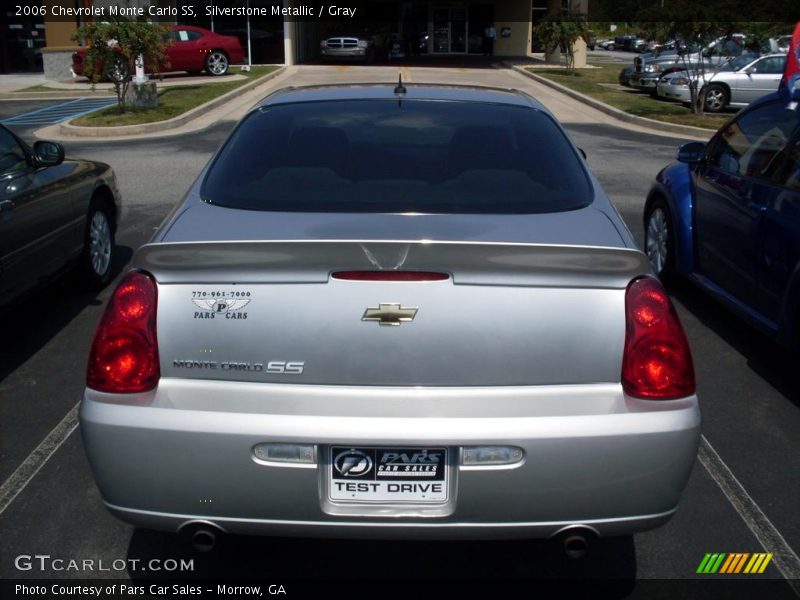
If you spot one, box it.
[644,88,800,349]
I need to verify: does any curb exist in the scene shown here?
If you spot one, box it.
[57,66,285,138]
[507,63,715,139]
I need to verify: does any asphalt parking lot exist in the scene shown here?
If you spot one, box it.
[1,64,798,598]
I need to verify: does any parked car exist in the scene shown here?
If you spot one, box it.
[618,65,634,86]
[624,37,647,52]
[643,88,800,348]
[613,35,635,51]
[320,35,375,62]
[629,56,696,94]
[636,36,745,80]
[81,83,700,549]
[656,70,694,102]
[656,53,786,112]
[0,125,121,309]
[634,45,689,74]
[584,30,597,51]
[597,39,616,50]
[319,28,389,63]
[72,25,245,78]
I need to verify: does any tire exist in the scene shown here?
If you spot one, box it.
[81,199,115,290]
[607,44,615,51]
[703,84,729,113]
[204,50,229,76]
[644,198,677,282]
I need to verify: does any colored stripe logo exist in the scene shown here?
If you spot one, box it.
[697,553,773,574]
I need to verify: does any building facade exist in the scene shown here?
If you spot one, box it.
[1,1,588,79]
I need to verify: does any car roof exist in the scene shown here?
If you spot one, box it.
[255,83,543,110]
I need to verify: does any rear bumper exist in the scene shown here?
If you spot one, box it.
[105,503,677,540]
[80,380,701,540]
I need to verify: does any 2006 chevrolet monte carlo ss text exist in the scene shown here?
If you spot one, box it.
[79,82,701,548]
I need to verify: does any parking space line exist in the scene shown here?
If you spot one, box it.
[699,435,800,594]
[0,402,79,516]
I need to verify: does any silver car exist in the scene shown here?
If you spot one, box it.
[81,84,700,551]
[657,53,786,112]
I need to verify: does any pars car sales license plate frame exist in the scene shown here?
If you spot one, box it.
[329,447,448,504]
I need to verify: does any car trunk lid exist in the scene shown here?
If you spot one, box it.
[139,240,649,387]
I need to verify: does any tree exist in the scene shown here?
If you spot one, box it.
[626,8,791,115]
[667,21,789,114]
[534,10,592,73]
[73,19,169,114]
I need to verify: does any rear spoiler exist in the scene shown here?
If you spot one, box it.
[134,240,651,289]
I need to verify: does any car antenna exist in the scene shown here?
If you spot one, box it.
[394,73,407,108]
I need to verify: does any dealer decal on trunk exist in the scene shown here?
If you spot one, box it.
[191,290,251,320]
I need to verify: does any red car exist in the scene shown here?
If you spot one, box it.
[72,25,245,79]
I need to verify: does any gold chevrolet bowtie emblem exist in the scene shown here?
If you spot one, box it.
[362,303,418,326]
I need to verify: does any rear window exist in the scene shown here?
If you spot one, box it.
[202,99,593,214]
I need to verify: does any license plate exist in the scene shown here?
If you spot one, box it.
[329,447,448,503]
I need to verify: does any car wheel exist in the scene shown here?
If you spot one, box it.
[644,199,676,282]
[607,44,615,50]
[703,84,728,113]
[205,51,229,76]
[81,199,115,289]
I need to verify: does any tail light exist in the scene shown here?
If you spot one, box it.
[87,271,159,394]
[622,276,695,400]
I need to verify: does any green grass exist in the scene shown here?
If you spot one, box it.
[72,66,279,127]
[530,64,730,130]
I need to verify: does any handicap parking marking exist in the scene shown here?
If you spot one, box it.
[1,97,117,125]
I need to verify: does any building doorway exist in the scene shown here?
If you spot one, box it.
[432,7,466,53]
[431,4,492,55]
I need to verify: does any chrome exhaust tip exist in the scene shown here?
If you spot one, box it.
[191,529,217,553]
[563,534,589,559]
[178,521,225,553]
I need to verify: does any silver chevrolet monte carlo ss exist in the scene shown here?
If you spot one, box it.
[80,83,701,551]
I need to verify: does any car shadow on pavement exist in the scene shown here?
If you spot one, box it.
[0,245,133,381]
[668,279,800,407]
[127,528,637,589]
